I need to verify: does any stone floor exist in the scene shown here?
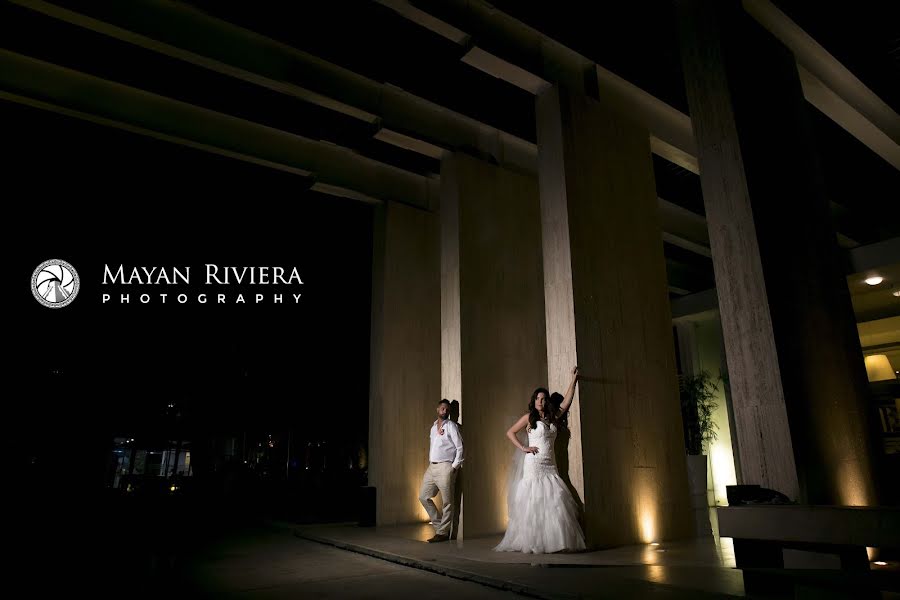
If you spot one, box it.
[285,520,747,599]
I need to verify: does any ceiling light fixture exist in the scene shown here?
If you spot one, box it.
[865,276,884,286]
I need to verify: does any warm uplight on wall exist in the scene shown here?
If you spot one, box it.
[837,460,872,507]
[710,442,737,506]
[638,504,657,544]
[495,476,508,529]
[865,354,896,382]
[865,276,884,286]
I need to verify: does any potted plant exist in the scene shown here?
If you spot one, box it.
[679,371,719,536]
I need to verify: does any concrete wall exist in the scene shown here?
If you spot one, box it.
[369,202,441,525]
[441,153,548,537]
[536,86,693,546]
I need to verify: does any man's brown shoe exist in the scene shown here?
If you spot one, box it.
[426,533,449,543]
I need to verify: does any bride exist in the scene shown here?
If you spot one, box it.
[494,366,586,554]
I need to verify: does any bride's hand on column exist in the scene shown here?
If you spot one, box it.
[559,367,579,416]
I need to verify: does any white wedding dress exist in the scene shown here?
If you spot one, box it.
[494,420,586,553]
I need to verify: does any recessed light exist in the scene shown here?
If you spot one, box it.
[874,561,887,566]
[865,276,884,286]
[893,290,900,297]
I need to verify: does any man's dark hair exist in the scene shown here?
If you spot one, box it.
[438,399,451,407]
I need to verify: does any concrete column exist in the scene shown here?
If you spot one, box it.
[536,85,692,546]
[369,201,441,525]
[440,153,548,538]
[677,0,878,505]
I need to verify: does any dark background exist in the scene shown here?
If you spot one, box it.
[6,98,375,588]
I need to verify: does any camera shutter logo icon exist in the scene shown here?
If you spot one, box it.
[32,259,80,308]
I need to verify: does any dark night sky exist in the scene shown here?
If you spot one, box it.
[8,98,374,469]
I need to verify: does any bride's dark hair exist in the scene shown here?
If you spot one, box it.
[527,387,553,430]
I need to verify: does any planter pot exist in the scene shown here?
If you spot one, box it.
[686,454,712,537]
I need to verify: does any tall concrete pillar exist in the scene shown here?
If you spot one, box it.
[440,153,548,538]
[677,0,878,505]
[369,201,441,525]
[536,85,692,546]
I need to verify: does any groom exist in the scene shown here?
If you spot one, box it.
[418,399,464,543]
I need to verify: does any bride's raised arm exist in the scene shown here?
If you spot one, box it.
[557,366,579,416]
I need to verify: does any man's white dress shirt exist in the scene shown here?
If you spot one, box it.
[429,419,464,469]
